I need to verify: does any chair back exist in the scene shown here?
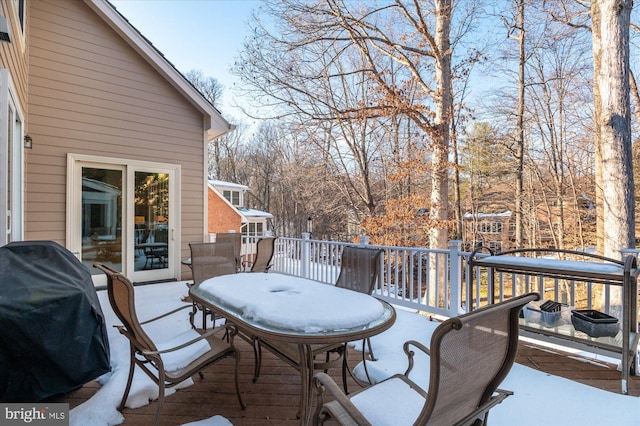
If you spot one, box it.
[215,232,242,270]
[93,263,157,352]
[335,246,382,294]
[190,241,237,285]
[251,237,276,272]
[417,292,538,425]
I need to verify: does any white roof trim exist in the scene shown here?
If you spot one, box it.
[463,210,512,219]
[239,208,273,219]
[208,179,249,191]
[85,0,232,137]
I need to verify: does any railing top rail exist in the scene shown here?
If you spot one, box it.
[472,246,629,266]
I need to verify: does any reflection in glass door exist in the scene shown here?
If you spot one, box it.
[134,172,170,272]
[81,167,123,273]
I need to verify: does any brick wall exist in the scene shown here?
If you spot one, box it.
[208,188,242,234]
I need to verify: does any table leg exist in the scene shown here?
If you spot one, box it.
[298,344,314,425]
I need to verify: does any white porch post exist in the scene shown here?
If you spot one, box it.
[301,232,311,279]
[448,240,463,316]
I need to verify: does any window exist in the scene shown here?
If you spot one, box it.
[14,0,25,31]
[247,222,263,236]
[223,190,241,207]
[491,222,504,233]
[488,241,502,253]
[479,221,503,234]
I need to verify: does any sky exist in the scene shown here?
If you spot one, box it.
[69,277,640,426]
[109,0,261,118]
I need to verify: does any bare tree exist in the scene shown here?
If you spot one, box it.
[234,0,463,250]
[185,69,226,177]
[504,0,527,250]
[185,69,224,108]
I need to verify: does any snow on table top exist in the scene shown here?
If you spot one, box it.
[198,273,385,333]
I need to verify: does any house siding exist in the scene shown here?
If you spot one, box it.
[208,188,242,234]
[0,0,28,112]
[26,0,207,278]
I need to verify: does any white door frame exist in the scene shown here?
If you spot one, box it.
[0,69,25,246]
[67,153,181,285]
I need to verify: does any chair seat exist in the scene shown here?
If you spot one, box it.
[158,329,233,379]
[342,376,425,425]
[160,330,234,379]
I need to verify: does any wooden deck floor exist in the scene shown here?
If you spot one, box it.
[48,335,640,426]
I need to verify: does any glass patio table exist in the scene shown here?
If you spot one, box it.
[188,272,396,425]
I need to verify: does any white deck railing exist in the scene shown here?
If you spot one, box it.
[265,234,640,321]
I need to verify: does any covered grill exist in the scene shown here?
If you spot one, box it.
[0,241,110,401]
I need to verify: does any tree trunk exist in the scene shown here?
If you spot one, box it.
[425,0,453,307]
[597,0,634,257]
[451,101,462,240]
[429,0,453,251]
[591,1,605,256]
[515,0,525,250]
[595,0,634,318]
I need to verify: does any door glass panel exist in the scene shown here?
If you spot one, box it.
[81,168,123,273]
[134,172,169,271]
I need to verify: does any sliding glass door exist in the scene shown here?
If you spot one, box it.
[68,155,179,284]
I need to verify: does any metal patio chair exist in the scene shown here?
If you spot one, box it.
[313,292,539,426]
[186,241,237,329]
[93,263,245,426]
[215,232,243,272]
[331,246,383,390]
[245,237,276,272]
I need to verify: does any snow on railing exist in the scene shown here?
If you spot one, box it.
[270,236,640,321]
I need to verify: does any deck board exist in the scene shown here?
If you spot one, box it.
[48,332,640,425]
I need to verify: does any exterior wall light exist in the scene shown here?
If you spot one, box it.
[0,16,10,43]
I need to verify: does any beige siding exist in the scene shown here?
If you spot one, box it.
[0,0,28,112]
[26,0,207,277]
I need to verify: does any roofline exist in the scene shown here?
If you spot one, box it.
[208,179,250,192]
[85,0,233,137]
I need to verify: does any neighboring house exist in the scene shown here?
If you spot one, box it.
[207,179,273,239]
[0,0,233,284]
[462,211,512,253]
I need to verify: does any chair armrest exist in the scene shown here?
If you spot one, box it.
[403,340,430,377]
[140,304,192,325]
[313,372,372,426]
[142,328,221,356]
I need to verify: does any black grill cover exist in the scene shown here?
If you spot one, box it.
[0,241,110,402]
